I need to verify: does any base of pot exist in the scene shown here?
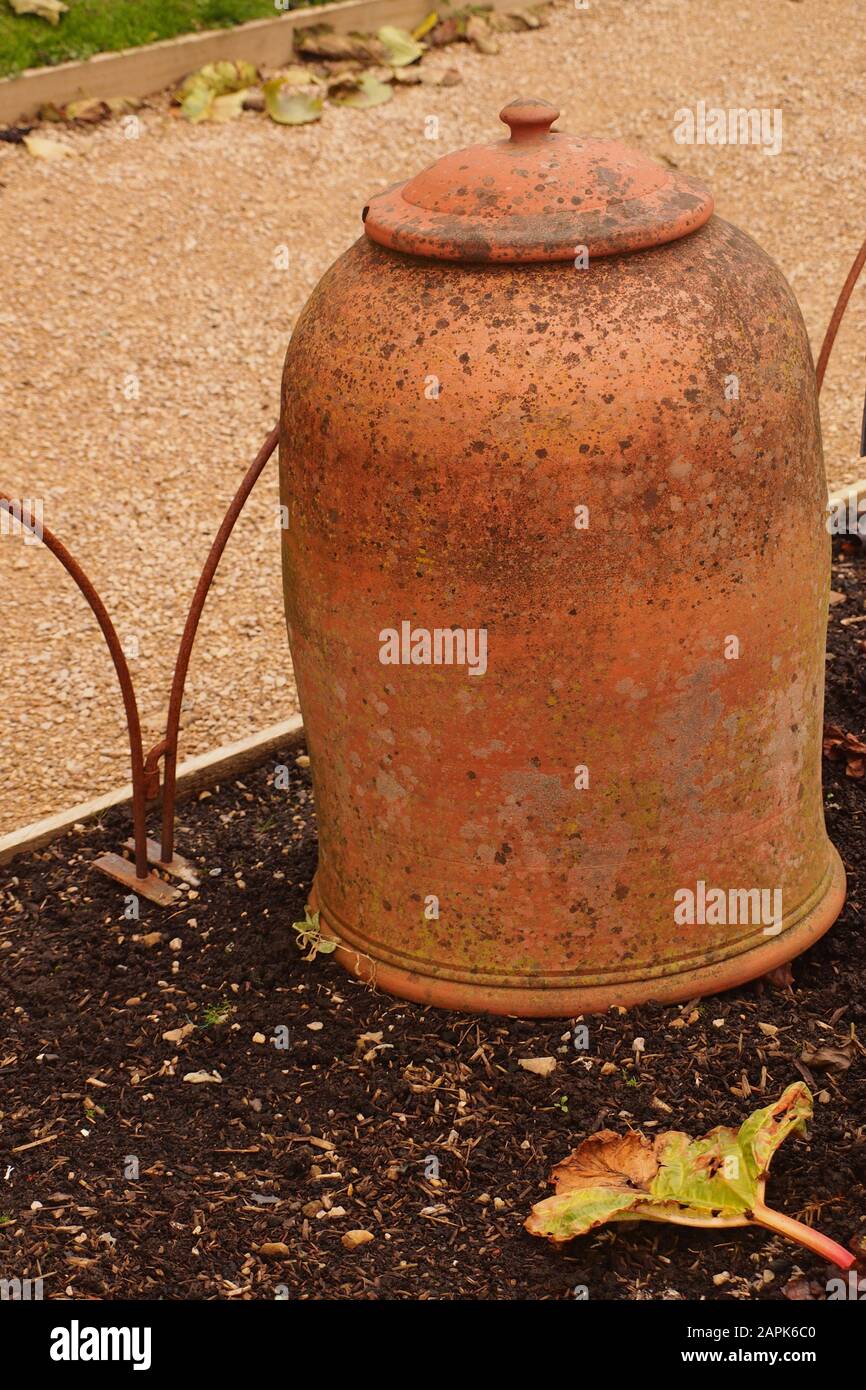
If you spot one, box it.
[311,848,846,1017]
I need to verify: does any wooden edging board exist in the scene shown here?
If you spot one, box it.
[0,713,305,867]
[0,0,513,125]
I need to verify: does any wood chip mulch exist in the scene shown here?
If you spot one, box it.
[1,542,865,1301]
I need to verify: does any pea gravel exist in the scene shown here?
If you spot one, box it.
[1,0,863,834]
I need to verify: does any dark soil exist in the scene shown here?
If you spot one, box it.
[2,546,865,1302]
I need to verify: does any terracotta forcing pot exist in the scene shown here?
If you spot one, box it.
[280,98,845,1017]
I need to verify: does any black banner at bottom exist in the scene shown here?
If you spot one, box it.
[5,1293,862,1376]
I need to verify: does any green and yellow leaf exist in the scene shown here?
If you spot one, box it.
[526,1084,855,1268]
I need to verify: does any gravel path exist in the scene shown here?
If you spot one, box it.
[1,0,864,834]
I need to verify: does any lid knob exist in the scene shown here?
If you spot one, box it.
[499,98,560,143]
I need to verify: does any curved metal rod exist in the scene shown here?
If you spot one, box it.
[816,232,866,395]
[156,423,280,863]
[0,493,149,879]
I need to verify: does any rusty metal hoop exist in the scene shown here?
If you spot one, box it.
[0,494,149,879]
[816,232,866,396]
[154,424,279,864]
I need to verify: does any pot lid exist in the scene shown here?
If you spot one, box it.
[363,98,714,263]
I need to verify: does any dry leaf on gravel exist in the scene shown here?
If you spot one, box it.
[270,64,324,87]
[263,81,323,125]
[64,99,110,124]
[210,91,249,123]
[428,16,460,46]
[294,26,387,64]
[377,25,424,66]
[329,73,393,109]
[412,11,439,40]
[176,61,258,122]
[526,1084,856,1270]
[489,9,543,31]
[465,16,501,54]
[22,134,74,160]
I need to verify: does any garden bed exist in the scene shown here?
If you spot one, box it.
[0,1,316,80]
[1,542,865,1301]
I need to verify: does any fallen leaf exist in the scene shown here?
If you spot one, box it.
[182,1070,222,1085]
[762,961,794,989]
[329,72,393,108]
[465,15,500,54]
[519,1056,557,1077]
[176,61,258,122]
[23,134,74,160]
[412,11,439,40]
[294,25,387,63]
[263,80,323,125]
[179,84,215,124]
[799,1041,853,1072]
[488,9,541,30]
[64,98,110,124]
[526,1084,855,1270]
[196,60,257,93]
[10,0,68,25]
[377,25,424,66]
[210,90,249,123]
[104,96,142,115]
[272,66,323,88]
[428,17,460,46]
[823,722,866,778]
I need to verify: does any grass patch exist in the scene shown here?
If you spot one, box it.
[0,0,325,80]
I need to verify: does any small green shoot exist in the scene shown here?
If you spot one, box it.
[199,998,234,1028]
[291,906,337,961]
